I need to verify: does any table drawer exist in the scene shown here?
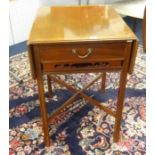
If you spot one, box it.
[38,42,127,63]
[42,60,123,73]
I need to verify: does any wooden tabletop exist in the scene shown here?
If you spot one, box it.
[28,5,137,44]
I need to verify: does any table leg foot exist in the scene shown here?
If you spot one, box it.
[44,138,51,147]
[113,120,121,143]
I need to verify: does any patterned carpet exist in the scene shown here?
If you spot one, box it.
[9,46,146,155]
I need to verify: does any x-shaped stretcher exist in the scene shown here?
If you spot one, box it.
[47,74,116,125]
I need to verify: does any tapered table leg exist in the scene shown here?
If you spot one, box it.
[100,72,106,93]
[113,69,128,142]
[37,75,51,146]
[47,75,52,98]
[113,42,132,142]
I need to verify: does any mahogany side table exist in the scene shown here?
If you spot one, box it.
[27,5,138,146]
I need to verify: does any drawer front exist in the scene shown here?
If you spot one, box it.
[38,42,127,63]
[42,60,123,73]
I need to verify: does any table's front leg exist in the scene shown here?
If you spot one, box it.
[37,72,51,146]
[113,42,132,142]
[113,69,128,142]
[34,46,51,146]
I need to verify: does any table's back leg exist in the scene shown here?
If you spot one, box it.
[100,72,106,93]
[47,75,52,98]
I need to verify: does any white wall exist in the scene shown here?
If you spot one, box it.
[39,0,79,6]
[9,18,14,46]
[9,0,40,45]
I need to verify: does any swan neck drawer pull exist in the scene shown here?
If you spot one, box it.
[72,48,92,59]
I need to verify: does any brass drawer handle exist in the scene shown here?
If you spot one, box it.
[72,48,92,59]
